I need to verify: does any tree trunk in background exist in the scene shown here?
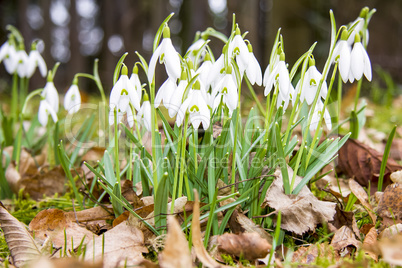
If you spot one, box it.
[69,0,84,93]
[17,0,30,48]
[40,0,53,74]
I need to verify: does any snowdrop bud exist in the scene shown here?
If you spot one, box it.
[163,25,171,39]
[64,77,81,114]
[359,7,369,19]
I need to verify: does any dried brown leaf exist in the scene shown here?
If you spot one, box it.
[81,146,106,163]
[263,167,336,235]
[84,220,148,267]
[377,183,402,227]
[191,190,224,268]
[330,206,360,238]
[362,227,378,261]
[217,232,271,261]
[378,234,402,266]
[348,179,376,223]
[28,208,94,250]
[337,138,402,194]
[330,226,361,252]
[159,216,193,268]
[292,243,340,264]
[379,223,402,239]
[30,257,103,268]
[0,202,41,267]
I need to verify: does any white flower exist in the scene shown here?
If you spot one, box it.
[41,81,59,113]
[264,58,290,98]
[212,70,238,114]
[3,45,18,74]
[137,97,152,131]
[154,77,177,109]
[333,39,351,83]
[228,31,249,74]
[38,100,58,126]
[206,54,224,89]
[168,78,188,118]
[148,26,181,83]
[0,41,10,63]
[64,83,81,114]
[350,41,372,82]
[309,100,332,131]
[129,65,142,100]
[294,64,327,105]
[263,54,280,87]
[245,44,262,86]
[15,50,29,78]
[109,66,141,125]
[176,81,210,130]
[277,82,294,111]
[196,54,213,87]
[26,49,47,78]
[186,38,208,63]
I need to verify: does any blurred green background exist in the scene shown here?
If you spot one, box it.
[0,0,400,100]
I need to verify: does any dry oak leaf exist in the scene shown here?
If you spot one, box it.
[377,183,402,227]
[348,179,376,224]
[292,243,340,264]
[84,220,148,268]
[330,226,361,252]
[330,206,360,238]
[337,138,402,194]
[0,202,41,267]
[263,166,336,235]
[159,216,193,268]
[217,232,271,261]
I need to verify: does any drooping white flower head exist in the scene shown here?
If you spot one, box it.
[64,78,81,114]
[129,64,142,100]
[186,38,208,64]
[309,100,332,131]
[264,53,290,97]
[294,59,328,106]
[154,77,177,110]
[137,92,152,131]
[350,34,372,82]
[148,25,181,83]
[41,74,59,113]
[212,65,238,114]
[332,30,351,83]
[228,26,249,75]
[15,49,29,78]
[244,42,262,86]
[168,71,188,118]
[3,44,18,74]
[263,54,280,87]
[109,65,141,125]
[176,80,210,130]
[206,53,225,89]
[196,52,214,88]
[26,43,47,78]
[38,100,58,126]
[0,40,11,63]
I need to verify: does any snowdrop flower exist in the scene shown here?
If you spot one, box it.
[196,52,213,87]
[148,25,181,83]
[347,17,366,45]
[332,30,351,83]
[212,65,238,114]
[309,100,332,131]
[244,42,262,86]
[186,38,208,63]
[41,74,59,113]
[176,80,210,130]
[38,100,58,126]
[26,43,47,78]
[228,26,249,74]
[278,82,294,111]
[15,48,29,77]
[294,58,328,105]
[206,53,224,89]
[350,34,372,82]
[109,65,141,125]
[64,78,81,114]
[154,77,177,109]
[129,64,142,100]
[263,52,280,87]
[168,71,188,118]
[0,40,11,63]
[0,37,19,74]
[264,53,291,103]
[137,92,152,131]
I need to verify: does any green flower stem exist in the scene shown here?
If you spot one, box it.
[304,62,339,170]
[178,114,189,198]
[170,124,183,214]
[337,75,342,124]
[245,76,265,117]
[114,109,120,185]
[47,121,55,168]
[11,73,18,120]
[353,79,363,112]
[14,114,23,171]
[150,82,158,192]
[74,73,106,105]
[19,77,29,115]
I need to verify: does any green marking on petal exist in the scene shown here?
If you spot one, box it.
[222,87,228,94]
[310,79,317,86]
[121,89,128,95]
[189,105,199,112]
